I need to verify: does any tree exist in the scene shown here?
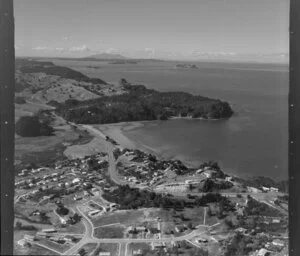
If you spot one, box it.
[15,221,22,230]
[188,222,193,230]
[56,205,69,216]
[78,248,86,256]
[15,115,54,137]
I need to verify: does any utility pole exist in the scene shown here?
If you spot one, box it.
[0,0,15,255]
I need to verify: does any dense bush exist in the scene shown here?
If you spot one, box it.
[15,96,26,104]
[15,115,54,137]
[200,179,233,192]
[55,80,233,124]
[103,185,187,210]
[244,198,282,217]
[56,205,69,216]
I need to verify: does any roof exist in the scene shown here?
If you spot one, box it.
[98,252,111,256]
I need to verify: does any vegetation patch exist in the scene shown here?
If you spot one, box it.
[94,225,125,239]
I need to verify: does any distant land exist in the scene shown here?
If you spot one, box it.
[82,53,127,60]
[15,59,234,124]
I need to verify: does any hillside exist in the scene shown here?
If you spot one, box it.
[15,59,126,104]
[15,59,234,125]
[54,78,234,124]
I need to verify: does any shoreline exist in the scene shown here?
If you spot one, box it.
[92,120,285,182]
[93,120,222,171]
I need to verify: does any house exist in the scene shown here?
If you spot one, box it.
[98,252,111,256]
[272,239,285,247]
[73,194,82,201]
[41,228,57,233]
[261,186,270,192]
[59,216,67,224]
[197,238,208,243]
[88,210,101,217]
[17,239,30,247]
[225,176,233,182]
[72,178,81,184]
[175,225,185,233]
[272,218,281,224]
[257,248,271,256]
[36,232,49,238]
[133,249,143,255]
[28,183,35,188]
[24,234,35,242]
[235,227,247,234]
[31,210,41,216]
[270,187,279,192]
[247,187,262,193]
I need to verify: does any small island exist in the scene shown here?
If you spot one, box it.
[176,63,198,69]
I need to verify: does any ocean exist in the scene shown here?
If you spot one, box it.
[53,59,289,180]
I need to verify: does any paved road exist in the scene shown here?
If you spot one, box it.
[62,206,94,256]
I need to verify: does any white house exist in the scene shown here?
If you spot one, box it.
[72,178,80,184]
[258,248,271,256]
[270,187,279,192]
[247,187,262,193]
[261,186,270,192]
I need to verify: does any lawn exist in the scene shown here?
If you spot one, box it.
[78,243,98,255]
[58,220,85,234]
[36,238,71,253]
[92,243,119,256]
[14,243,60,256]
[15,114,93,167]
[94,225,125,239]
[92,209,145,227]
[128,242,152,255]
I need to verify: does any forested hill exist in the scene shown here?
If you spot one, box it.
[53,78,234,124]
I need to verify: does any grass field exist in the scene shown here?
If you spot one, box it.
[37,238,71,253]
[15,121,93,167]
[79,243,98,255]
[14,243,60,256]
[92,209,145,227]
[92,243,119,256]
[58,220,85,234]
[94,225,125,239]
[127,243,152,256]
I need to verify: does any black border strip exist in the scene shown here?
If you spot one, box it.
[0,0,15,255]
[289,0,300,255]
[0,0,297,255]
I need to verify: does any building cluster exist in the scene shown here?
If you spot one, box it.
[15,153,111,204]
[18,229,81,248]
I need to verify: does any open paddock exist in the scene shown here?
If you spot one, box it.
[94,225,125,239]
[92,243,119,256]
[91,209,145,227]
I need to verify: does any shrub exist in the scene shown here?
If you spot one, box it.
[15,115,54,137]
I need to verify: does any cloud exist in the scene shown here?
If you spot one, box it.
[105,48,120,54]
[55,47,64,52]
[32,46,49,51]
[144,47,155,54]
[191,51,237,56]
[69,44,90,52]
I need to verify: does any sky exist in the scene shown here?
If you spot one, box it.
[14,0,289,61]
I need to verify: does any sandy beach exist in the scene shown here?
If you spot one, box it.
[94,121,160,154]
[92,121,197,168]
